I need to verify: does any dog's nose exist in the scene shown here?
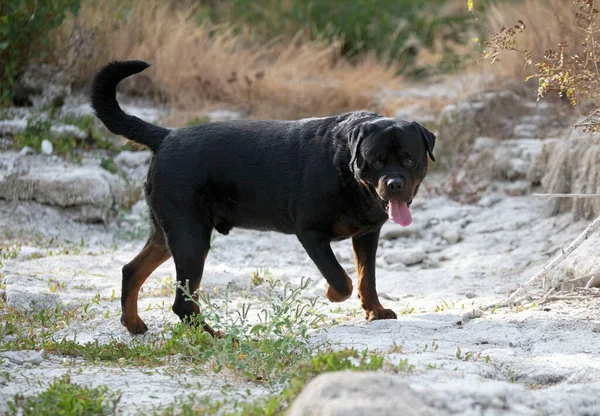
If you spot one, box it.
[386,178,405,193]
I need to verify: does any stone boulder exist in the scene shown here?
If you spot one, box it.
[0,153,127,222]
[437,89,569,168]
[289,371,438,416]
[465,137,545,183]
[529,132,600,219]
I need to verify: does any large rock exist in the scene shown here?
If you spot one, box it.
[3,275,61,312]
[530,132,600,219]
[466,137,544,183]
[289,372,438,416]
[12,64,72,108]
[437,90,524,167]
[1,350,44,366]
[436,90,569,168]
[0,153,127,222]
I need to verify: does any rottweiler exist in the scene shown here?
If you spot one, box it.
[91,60,436,335]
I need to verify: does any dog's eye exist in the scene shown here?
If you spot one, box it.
[404,158,413,167]
[371,160,384,169]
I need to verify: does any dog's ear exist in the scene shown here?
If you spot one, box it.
[412,122,436,162]
[348,122,374,180]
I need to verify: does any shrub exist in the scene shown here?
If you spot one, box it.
[204,0,477,76]
[0,0,80,106]
[476,0,600,132]
[57,0,400,120]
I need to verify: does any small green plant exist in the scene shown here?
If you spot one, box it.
[400,304,415,315]
[6,374,120,416]
[100,157,117,174]
[0,241,21,269]
[13,117,80,157]
[235,348,386,415]
[0,0,81,106]
[455,346,492,363]
[180,275,325,384]
[250,268,272,288]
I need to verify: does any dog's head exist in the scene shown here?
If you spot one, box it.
[348,117,435,227]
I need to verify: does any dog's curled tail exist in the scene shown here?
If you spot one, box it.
[91,60,169,152]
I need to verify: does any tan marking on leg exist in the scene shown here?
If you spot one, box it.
[122,239,171,334]
[353,245,397,321]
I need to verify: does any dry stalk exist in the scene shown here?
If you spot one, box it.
[493,214,600,308]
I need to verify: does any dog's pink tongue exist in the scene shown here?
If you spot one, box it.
[388,201,412,227]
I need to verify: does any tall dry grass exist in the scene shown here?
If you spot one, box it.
[484,0,585,81]
[57,0,400,120]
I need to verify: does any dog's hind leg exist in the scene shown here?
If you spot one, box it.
[167,221,222,337]
[121,222,171,334]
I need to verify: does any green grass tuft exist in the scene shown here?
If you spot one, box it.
[7,374,120,416]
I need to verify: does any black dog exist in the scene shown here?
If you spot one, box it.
[91,60,436,335]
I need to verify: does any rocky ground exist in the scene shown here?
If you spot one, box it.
[1,75,600,415]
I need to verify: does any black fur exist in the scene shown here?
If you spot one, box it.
[91,60,436,334]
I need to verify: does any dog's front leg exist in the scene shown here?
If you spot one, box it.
[352,228,397,321]
[297,230,353,302]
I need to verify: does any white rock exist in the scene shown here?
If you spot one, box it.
[513,123,538,138]
[17,246,43,260]
[289,371,436,416]
[0,119,28,137]
[436,221,462,244]
[114,150,152,169]
[41,139,53,155]
[0,350,44,366]
[19,146,34,156]
[50,124,86,139]
[384,247,426,266]
[0,162,127,222]
[4,275,61,311]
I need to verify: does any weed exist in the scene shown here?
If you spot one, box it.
[455,346,492,363]
[400,304,415,315]
[100,157,117,174]
[434,298,455,312]
[6,374,120,416]
[180,275,325,384]
[0,241,21,269]
[250,268,272,288]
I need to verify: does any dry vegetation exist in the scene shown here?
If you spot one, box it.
[477,0,600,218]
[483,0,586,80]
[55,0,400,120]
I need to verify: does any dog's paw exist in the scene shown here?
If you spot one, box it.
[122,315,149,334]
[365,308,397,321]
[326,285,352,302]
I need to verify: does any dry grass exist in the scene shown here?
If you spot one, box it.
[56,0,400,120]
[483,0,585,81]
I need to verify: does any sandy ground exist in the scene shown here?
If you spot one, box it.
[2,167,600,414]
